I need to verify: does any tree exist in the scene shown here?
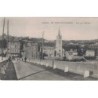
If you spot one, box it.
[0,39,7,48]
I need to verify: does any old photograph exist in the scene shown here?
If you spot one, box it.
[0,17,98,80]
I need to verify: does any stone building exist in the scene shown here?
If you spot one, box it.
[22,41,39,60]
[88,43,98,59]
[55,29,63,58]
[7,40,21,57]
[43,46,55,59]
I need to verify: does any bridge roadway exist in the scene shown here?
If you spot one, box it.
[12,60,97,80]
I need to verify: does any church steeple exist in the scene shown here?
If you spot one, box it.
[57,28,62,39]
[55,28,63,58]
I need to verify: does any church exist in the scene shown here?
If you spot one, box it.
[55,29,64,59]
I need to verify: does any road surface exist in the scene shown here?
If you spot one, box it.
[13,60,67,80]
[13,60,97,80]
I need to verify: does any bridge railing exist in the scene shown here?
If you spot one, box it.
[0,58,8,78]
[28,59,98,78]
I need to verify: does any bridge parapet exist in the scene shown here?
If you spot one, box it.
[28,59,98,78]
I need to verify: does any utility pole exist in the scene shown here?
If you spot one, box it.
[1,18,5,60]
[41,31,44,59]
[7,19,9,54]
[7,20,9,43]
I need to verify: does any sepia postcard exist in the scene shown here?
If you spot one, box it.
[0,17,98,80]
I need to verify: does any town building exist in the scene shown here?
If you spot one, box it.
[22,41,39,60]
[43,46,55,59]
[7,40,21,58]
[85,50,95,57]
[88,43,98,59]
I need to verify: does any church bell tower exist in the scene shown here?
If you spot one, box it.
[55,28,63,58]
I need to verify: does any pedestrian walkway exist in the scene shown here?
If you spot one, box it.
[12,60,97,80]
[13,60,44,79]
[13,60,68,80]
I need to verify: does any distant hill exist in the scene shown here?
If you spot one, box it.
[0,34,98,48]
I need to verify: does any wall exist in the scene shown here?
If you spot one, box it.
[29,59,98,78]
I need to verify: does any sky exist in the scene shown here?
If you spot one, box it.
[0,17,98,40]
